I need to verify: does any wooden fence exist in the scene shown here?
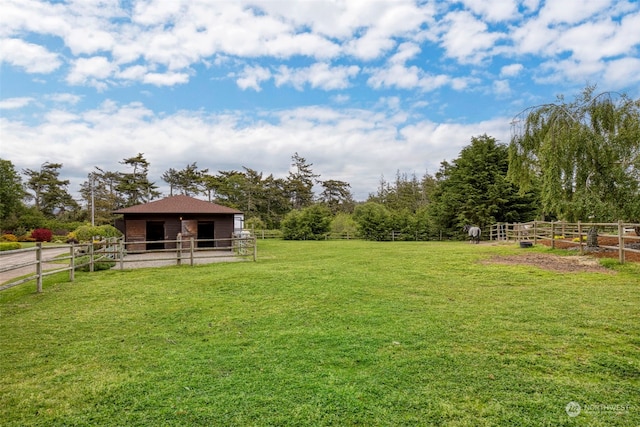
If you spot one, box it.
[0,236,257,293]
[489,221,640,263]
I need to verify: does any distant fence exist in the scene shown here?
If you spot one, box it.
[0,236,257,293]
[489,221,640,263]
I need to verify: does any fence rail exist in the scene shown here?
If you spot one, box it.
[0,236,257,293]
[489,221,640,264]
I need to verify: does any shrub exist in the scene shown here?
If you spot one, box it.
[1,234,18,242]
[353,202,392,241]
[0,242,22,251]
[31,228,53,242]
[281,205,332,240]
[74,255,116,272]
[74,225,122,242]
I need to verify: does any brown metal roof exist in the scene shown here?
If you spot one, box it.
[113,195,242,214]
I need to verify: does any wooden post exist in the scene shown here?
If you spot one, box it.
[533,221,537,245]
[253,237,257,261]
[176,234,182,266]
[119,240,125,270]
[89,241,94,272]
[578,221,583,255]
[190,237,195,266]
[551,222,555,249]
[69,244,75,282]
[36,243,43,293]
[619,220,625,264]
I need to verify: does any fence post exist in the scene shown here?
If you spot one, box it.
[578,221,583,255]
[190,237,195,266]
[551,222,555,249]
[253,237,257,261]
[119,240,125,270]
[619,220,625,264]
[533,221,537,245]
[89,241,95,272]
[69,244,75,282]
[177,234,182,266]
[36,243,43,293]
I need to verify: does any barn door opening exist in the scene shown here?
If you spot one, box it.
[197,221,215,247]
[146,221,165,250]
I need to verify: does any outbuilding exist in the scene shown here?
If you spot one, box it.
[114,195,243,252]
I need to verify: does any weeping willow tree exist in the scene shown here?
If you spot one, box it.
[508,86,640,245]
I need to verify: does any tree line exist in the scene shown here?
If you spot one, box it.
[1,86,638,241]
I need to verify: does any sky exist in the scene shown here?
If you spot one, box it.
[1,0,640,202]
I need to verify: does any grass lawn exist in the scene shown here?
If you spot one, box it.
[1,240,638,426]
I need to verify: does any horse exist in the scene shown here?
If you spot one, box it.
[463,225,481,244]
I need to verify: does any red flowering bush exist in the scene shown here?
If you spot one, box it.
[31,228,53,242]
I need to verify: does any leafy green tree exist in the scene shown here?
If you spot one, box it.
[23,162,79,218]
[509,86,640,222]
[330,213,358,238]
[429,134,538,237]
[281,204,331,240]
[116,154,160,206]
[353,202,392,241]
[0,159,27,228]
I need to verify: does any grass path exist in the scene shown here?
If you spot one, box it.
[1,240,638,426]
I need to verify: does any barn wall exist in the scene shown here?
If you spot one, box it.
[120,214,236,249]
[125,219,146,252]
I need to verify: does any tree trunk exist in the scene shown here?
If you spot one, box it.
[587,226,599,247]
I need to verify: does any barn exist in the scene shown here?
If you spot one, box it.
[114,195,243,252]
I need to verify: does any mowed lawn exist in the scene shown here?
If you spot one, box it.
[1,240,639,426]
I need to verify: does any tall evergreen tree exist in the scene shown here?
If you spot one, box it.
[319,179,354,214]
[429,134,538,236]
[116,153,160,206]
[162,163,208,196]
[286,153,319,210]
[23,162,78,218]
[79,167,123,225]
[0,159,26,226]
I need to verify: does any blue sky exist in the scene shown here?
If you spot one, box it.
[1,0,639,201]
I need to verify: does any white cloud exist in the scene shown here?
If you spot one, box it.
[459,0,519,22]
[274,63,360,91]
[500,63,524,77]
[493,79,511,95]
[0,97,34,109]
[0,38,62,73]
[237,66,272,91]
[367,64,422,89]
[67,56,116,85]
[538,0,612,25]
[46,93,82,105]
[603,57,640,87]
[2,101,512,201]
[65,26,115,56]
[439,11,504,64]
[143,72,190,87]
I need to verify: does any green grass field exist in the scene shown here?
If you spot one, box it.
[1,240,638,426]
